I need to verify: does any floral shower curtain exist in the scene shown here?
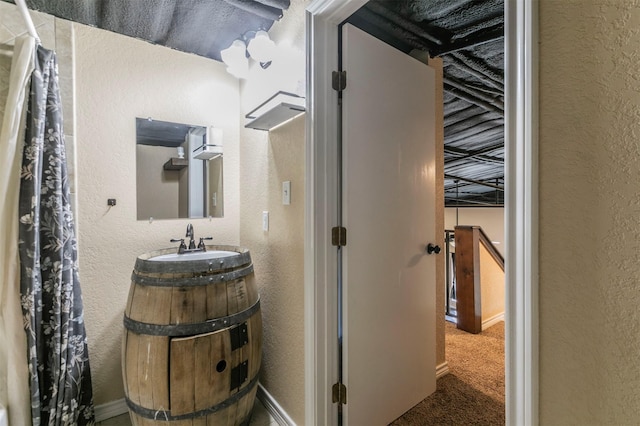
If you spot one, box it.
[18,45,95,425]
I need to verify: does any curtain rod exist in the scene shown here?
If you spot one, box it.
[14,0,41,44]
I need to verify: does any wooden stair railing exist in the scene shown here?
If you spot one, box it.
[454,225,504,334]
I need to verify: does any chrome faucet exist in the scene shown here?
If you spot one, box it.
[186,223,196,249]
[171,224,212,254]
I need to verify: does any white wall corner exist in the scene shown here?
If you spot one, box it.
[94,398,128,422]
[436,362,450,379]
[257,383,296,426]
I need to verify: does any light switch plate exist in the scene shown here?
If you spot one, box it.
[283,181,291,205]
[262,211,269,231]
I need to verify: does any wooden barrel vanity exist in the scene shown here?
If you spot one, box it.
[122,246,262,425]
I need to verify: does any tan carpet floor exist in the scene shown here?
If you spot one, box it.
[390,321,505,425]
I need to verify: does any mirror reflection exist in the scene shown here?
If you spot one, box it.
[136,118,224,220]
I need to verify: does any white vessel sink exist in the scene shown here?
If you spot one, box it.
[149,250,238,262]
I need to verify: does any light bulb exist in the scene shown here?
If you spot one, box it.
[221,39,249,79]
[247,30,276,64]
[221,39,247,67]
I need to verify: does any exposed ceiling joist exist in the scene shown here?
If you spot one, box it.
[449,51,503,87]
[446,123,504,145]
[445,174,504,191]
[444,111,503,133]
[436,25,503,55]
[365,1,443,48]
[444,197,503,207]
[444,76,503,109]
[444,83,503,113]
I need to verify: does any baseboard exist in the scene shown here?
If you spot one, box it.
[94,386,295,424]
[256,383,296,426]
[436,361,450,379]
[94,398,128,422]
[482,312,505,331]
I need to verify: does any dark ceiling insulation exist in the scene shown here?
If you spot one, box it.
[13,0,291,62]
[347,0,504,207]
[7,0,502,206]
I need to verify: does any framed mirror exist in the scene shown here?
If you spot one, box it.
[136,118,224,220]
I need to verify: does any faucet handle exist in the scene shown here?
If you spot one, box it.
[170,238,187,253]
[198,237,213,250]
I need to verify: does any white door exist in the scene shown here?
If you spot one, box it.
[342,23,437,425]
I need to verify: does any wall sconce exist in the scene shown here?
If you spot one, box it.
[247,30,276,68]
[220,39,249,79]
[221,30,276,79]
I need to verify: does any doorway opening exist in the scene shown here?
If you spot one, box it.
[305,0,537,425]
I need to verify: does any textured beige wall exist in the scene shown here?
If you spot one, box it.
[73,24,241,405]
[239,114,306,423]
[238,1,308,423]
[445,207,505,255]
[479,244,504,326]
[539,0,640,423]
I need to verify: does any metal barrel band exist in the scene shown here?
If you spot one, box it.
[134,250,252,274]
[123,299,261,337]
[125,373,259,421]
[131,264,254,287]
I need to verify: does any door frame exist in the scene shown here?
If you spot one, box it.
[304,1,539,425]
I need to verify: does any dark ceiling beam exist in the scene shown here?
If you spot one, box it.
[101,0,176,42]
[435,25,504,56]
[443,105,483,127]
[365,1,443,47]
[445,144,505,166]
[446,123,504,145]
[444,178,504,190]
[403,0,471,21]
[444,111,503,134]
[444,174,505,191]
[445,198,503,207]
[444,54,503,91]
[355,8,436,53]
[444,83,503,114]
[253,0,290,9]
[445,142,504,158]
[452,14,504,40]
[446,153,503,166]
[26,0,102,24]
[448,51,503,88]
[464,82,503,97]
[444,76,503,109]
[221,0,283,20]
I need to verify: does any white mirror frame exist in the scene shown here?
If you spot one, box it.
[304,1,539,424]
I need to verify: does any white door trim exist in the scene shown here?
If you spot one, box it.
[304,3,369,425]
[304,1,539,425]
[505,1,539,425]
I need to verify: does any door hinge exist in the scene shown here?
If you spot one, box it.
[332,382,347,404]
[332,226,347,247]
[332,70,347,91]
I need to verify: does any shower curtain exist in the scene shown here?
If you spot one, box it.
[0,35,36,426]
[18,45,95,425]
